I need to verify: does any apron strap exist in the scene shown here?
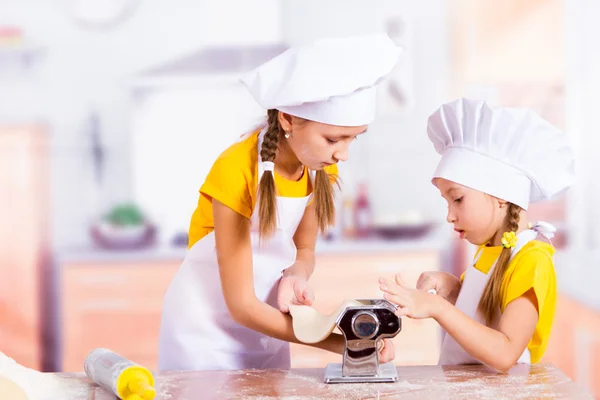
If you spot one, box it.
[472,221,556,267]
[256,127,270,181]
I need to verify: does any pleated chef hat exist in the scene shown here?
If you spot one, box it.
[240,33,402,126]
[427,98,575,210]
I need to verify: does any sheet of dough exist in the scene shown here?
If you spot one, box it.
[0,376,29,400]
[289,299,362,343]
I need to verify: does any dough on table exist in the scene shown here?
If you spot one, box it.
[289,299,361,343]
[0,376,29,400]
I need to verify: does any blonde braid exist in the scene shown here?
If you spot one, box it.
[478,203,522,325]
[257,110,282,238]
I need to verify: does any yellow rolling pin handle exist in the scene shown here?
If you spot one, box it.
[124,395,144,400]
[117,367,156,400]
[128,379,156,400]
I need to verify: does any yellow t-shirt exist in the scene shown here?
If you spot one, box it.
[468,240,556,363]
[188,130,339,248]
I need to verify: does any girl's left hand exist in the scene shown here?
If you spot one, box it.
[379,274,440,319]
[378,338,396,364]
[277,275,315,313]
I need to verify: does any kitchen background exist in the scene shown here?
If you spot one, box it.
[1,0,600,397]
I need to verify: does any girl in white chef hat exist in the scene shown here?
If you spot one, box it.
[379,98,575,372]
[158,33,403,371]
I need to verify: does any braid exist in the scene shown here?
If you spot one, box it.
[257,110,282,239]
[260,110,281,162]
[507,203,520,233]
[478,203,522,325]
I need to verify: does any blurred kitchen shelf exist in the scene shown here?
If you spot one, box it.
[316,223,452,254]
[56,245,187,263]
[56,223,453,264]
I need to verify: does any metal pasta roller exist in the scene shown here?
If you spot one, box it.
[324,299,402,384]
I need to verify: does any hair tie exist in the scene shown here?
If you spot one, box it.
[501,231,518,249]
[263,161,275,172]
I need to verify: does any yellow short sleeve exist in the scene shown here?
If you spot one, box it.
[188,132,259,248]
[502,250,555,312]
[501,244,556,363]
[200,156,253,219]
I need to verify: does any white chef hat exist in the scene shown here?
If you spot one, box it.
[240,33,402,126]
[427,98,575,210]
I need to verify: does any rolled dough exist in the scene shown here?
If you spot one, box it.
[289,299,361,343]
[0,376,29,400]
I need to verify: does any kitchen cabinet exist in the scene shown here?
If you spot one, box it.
[58,261,180,372]
[0,125,49,370]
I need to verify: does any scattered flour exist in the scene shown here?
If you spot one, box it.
[212,369,425,400]
[156,375,177,399]
[438,369,574,399]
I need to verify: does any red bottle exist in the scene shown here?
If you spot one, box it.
[353,183,372,238]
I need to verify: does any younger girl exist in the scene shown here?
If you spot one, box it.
[379,98,575,372]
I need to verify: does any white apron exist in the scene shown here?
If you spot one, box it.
[438,222,555,366]
[158,128,315,371]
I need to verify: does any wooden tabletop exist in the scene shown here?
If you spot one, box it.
[55,363,593,399]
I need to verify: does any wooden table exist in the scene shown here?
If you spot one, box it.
[54,363,593,399]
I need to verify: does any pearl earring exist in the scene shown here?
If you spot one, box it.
[284,131,290,139]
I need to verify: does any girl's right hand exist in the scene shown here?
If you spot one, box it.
[416,271,461,305]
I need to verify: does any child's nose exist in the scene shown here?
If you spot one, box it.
[333,143,349,162]
[446,211,456,223]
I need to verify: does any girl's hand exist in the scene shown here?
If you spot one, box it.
[378,338,396,364]
[277,275,315,313]
[379,274,441,319]
[416,271,462,305]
